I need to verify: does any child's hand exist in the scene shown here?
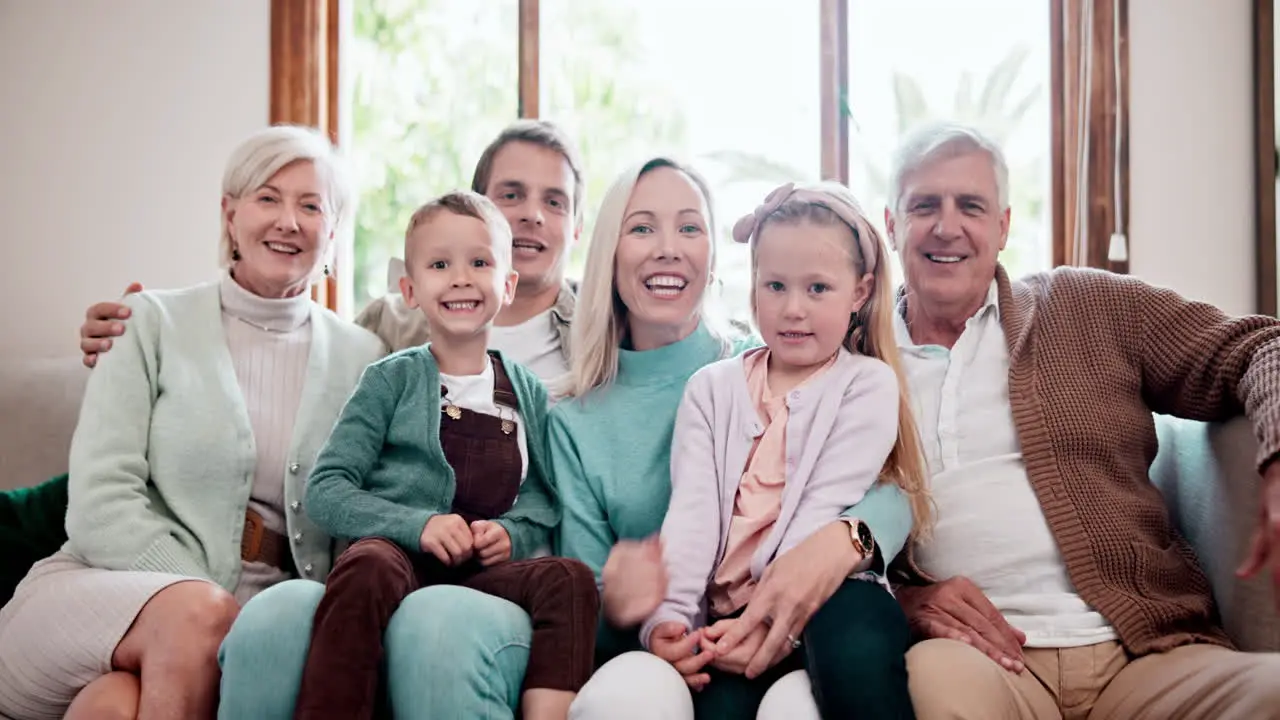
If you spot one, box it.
[649,621,715,691]
[601,537,667,627]
[701,618,772,676]
[419,514,473,566]
[471,520,511,566]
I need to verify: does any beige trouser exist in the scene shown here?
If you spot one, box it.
[908,638,1280,720]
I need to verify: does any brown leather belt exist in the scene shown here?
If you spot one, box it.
[241,508,293,572]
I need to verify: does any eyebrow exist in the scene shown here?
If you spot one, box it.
[907,191,990,205]
[259,184,321,199]
[622,208,704,223]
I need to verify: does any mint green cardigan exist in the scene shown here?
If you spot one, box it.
[305,345,557,560]
[64,281,385,588]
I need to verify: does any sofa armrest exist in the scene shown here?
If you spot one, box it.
[1151,414,1278,651]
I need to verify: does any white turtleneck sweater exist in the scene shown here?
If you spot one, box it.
[220,274,313,602]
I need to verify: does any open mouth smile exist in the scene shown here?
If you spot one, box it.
[643,274,688,298]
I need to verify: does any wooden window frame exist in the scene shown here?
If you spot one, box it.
[272,0,1128,312]
[1052,0,1130,273]
[271,0,341,310]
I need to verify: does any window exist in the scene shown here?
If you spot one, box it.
[540,0,821,323]
[270,0,1126,316]
[846,1,1052,283]
[346,0,519,309]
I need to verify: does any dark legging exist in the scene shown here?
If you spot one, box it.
[692,579,915,719]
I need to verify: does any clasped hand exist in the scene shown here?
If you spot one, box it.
[418,514,510,567]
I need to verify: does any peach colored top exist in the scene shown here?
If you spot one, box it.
[708,349,836,616]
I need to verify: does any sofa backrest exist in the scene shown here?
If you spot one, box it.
[0,356,86,492]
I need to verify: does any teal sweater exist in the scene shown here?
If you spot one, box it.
[306,346,557,560]
[548,323,912,657]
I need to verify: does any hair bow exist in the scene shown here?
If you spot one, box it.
[730,182,878,274]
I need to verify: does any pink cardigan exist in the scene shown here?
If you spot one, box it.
[640,347,900,648]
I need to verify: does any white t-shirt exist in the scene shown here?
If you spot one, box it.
[439,361,528,481]
[895,282,1118,649]
[489,309,569,385]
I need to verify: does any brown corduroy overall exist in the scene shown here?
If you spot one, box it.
[293,357,598,720]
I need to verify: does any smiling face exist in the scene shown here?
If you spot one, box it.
[223,160,333,299]
[482,140,578,295]
[612,166,714,350]
[886,151,1009,312]
[400,210,518,343]
[753,217,872,378]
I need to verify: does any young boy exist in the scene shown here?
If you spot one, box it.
[293,191,598,720]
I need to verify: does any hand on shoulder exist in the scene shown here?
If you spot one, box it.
[80,282,143,368]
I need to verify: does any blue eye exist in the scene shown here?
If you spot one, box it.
[630,224,653,234]
[766,281,784,292]
[472,258,490,268]
[810,283,830,294]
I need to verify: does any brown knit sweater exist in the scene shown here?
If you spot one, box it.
[892,265,1280,656]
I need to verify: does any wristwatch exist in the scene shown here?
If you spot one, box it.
[840,517,875,561]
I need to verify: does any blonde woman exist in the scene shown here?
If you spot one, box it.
[549,158,914,720]
[0,125,384,720]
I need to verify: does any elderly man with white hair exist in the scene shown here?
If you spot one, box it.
[880,122,1280,719]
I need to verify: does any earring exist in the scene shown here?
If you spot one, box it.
[231,246,242,262]
[323,264,331,277]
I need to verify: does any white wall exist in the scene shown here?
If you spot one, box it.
[1129,0,1256,316]
[0,0,1261,363]
[0,0,270,360]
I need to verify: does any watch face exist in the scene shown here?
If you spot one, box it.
[857,522,874,550]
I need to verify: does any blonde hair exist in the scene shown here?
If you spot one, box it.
[219,124,352,268]
[563,157,730,399]
[403,190,513,268]
[753,183,934,539]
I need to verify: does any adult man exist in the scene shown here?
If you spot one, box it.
[886,122,1280,719]
[80,119,584,384]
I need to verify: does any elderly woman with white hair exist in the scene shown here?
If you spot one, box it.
[0,125,384,720]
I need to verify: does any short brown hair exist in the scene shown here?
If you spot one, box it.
[403,190,512,266]
[470,120,585,223]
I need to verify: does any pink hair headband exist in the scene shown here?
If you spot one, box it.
[730,182,878,274]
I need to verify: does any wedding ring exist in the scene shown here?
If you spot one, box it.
[787,634,801,649]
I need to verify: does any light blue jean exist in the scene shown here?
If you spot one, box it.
[218,579,533,719]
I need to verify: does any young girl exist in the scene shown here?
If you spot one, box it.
[640,181,931,719]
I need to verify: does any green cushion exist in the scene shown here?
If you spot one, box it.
[0,474,69,605]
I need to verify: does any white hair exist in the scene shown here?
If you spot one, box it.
[218,124,352,267]
[887,122,1009,213]
[562,157,730,399]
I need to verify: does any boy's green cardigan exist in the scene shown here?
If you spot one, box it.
[305,346,558,559]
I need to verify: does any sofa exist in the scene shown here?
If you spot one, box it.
[1,356,1276,654]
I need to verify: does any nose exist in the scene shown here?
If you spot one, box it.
[652,228,682,262]
[782,290,806,319]
[275,202,300,232]
[449,264,475,288]
[933,201,963,240]
[519,197,544,227]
